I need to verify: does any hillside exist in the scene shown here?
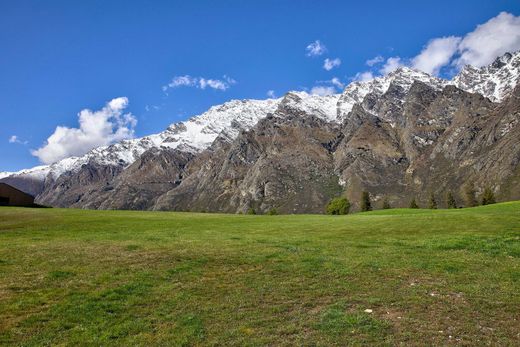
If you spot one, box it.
[1,51,520,212]
[0,203,519,345]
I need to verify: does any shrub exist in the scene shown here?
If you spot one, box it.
[409,198,419,209]
[446,191,457,209]
[267,208,279,215]
[382,197,391,209]
[360,191,372,212]
[326,197,350,215]
[247,208,256,215]
[481,186,496,205]
[463,183,478,207]
[428,192,437,209]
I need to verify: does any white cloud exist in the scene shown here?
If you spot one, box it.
[199,78,226,90]
[455,12,520,68]
[330,77,344,89]
[380,57,403,75]
[266,90,276,98]
[163,75,236,92]
[223,75,237,84]
[366,55,384,66]
[412,36,462,75]
[31,97,137,164]
[312,77,345,92]
[163,75,197,91]
[9,135,27,145]
[310,86,336,96]
[306,40,327,57]
[367,13,520,77]
[323,58,341,71]
[145,105,160,112]
[354,71,375,82]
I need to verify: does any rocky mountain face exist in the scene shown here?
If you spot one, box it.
[3,51,520,213]
[453,51,520,102]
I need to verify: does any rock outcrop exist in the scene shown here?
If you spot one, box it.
[3,51,520,212]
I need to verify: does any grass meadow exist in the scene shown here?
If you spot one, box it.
[0,202,519,345]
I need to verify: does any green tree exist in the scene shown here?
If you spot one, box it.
[246,207,256,215]
[446,191,457,209]
[267,208,278,215]
[360,191,372,212]
[409,198,419,209]
[463,183,478,207]
[382,197,391,209]
[326,197,350,215]
[481,186,496,205]
[428,192,437,209]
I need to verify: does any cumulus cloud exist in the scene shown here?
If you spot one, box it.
[366,55,384,66]
[9,135,27,145]
[163,75,236,92]
[323,58,341,71]
[310,86,336,96]
[372,12,520,77]
[411,36,461,75]
[266,90,276,98]
[455,12,520,68]
[31,97,137,164]
[306,40,327,57]
[379,57,403,75]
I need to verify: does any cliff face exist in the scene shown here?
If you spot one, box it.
[3,52,519,213]
[152,82,520,212]
[154,113,342,213]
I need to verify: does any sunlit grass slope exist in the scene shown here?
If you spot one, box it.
[0,202,519,345]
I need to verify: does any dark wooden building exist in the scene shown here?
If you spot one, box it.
[0,183,35,207]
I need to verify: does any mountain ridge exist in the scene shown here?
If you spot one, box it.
[3,51,520,211]
[5,51,519,182]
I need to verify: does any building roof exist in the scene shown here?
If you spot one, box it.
[0,182,35,199]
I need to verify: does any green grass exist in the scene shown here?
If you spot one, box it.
[0,202,519,346]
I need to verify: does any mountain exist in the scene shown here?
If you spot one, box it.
[2,51,520,212]
[452,51,520,102]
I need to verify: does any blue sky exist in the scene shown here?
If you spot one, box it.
[1,0,520,171]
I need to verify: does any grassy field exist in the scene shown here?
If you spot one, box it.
[0,203,519,346]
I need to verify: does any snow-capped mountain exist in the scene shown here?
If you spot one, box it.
[5,98,281,183]
[0,165,51,182]
[337,66,447,120]
[278,91,340,121]
[452,51,520,102]
[3,51,520,190]
[69,97,280,168]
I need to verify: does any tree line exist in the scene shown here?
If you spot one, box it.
[326,184,496,215]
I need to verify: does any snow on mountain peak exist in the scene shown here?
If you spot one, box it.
[337,66,446,120]
[279,91,340,121]
[452,50,520,102]
[13,98,282,181]
[0,172,13,180]
[3,51,520,186]
[166,97,281,149]
[0,165,51,181]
